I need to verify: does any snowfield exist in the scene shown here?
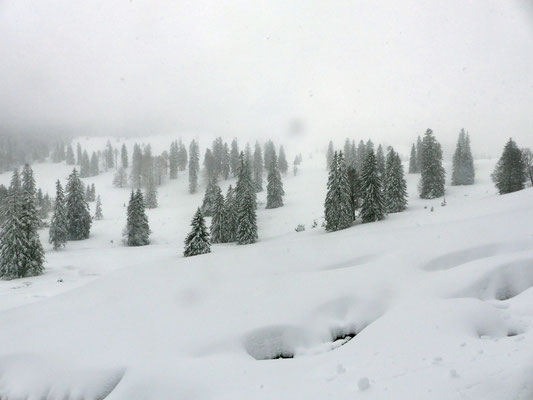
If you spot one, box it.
[0,136,532,399]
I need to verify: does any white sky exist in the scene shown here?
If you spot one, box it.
[1,0,532,156]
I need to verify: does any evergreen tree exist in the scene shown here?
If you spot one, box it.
[356,140,366,171]
[221,142,231,180]
[230,139,240,177]
[21,164,45,276]
[94,195,103,220]
[326,141,335,170]
[188,140,200,194]
[324,151,352,231]
[121,144,129,169]
[376,144,385,176]
[141,145,154,188]
[169,140,179,179]
[90,152,99,176]
[65,169,92,240]
[123,190,150,246]
[266,153,284,209]
[360,149,385,223]
[204,148,216,181]
[408,143,418,173]
[209,184,225,244]
[263,140,276,171]
[212,137,225,179]
[235,154,258,244]
[201,178,218,217]
[177,140,188,171]
[347,164,361,221]
[384,148,408,213]
[49,180,68,250]
[344,138,353,165]
[113,167,128,188]
[104,141,114,169]
[451,129,475,185]
[76,143,83,165]
[278,145,289,175]
[144,176,158,209]
[419,129,446,199]
[416,135,423,172]
[492,138,526,194]
[80,150,90,178]
[66,145,75,165]
[0,170,29,279]
[253,142,264,192]
[184,208,211,257]
[130,143,143,188]
[223,185,237,243]
[522,148,533,186]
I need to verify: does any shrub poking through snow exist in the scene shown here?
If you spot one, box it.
[295,224,305,232]
[184,208,211,257]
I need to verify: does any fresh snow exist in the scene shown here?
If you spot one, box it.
[0,135,532,399]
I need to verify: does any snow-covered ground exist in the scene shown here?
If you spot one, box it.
[0,135,532,399]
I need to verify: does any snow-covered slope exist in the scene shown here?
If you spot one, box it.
[0,138,532,399]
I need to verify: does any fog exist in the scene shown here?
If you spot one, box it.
[1,0,532,156]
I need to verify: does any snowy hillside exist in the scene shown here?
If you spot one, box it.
[0,136,532,399]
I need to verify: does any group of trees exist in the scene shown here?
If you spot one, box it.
[324,143,407,232]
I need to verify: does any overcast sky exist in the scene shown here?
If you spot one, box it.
[1,0,532,155]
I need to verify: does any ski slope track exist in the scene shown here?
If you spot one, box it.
[0,136,532,399]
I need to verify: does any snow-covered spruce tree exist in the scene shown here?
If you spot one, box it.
[144,176,158,209]
[263,140,276,171]
[384,148,408,213]
[121,144,129,168]
[324,151,352,231]
[49,180,68,250]
[169,140,179,179]
[76,143,83,165]
[347,164,361,221]
[177,140,188,171]
[221,142,231,180]
[90,152,99,176]
[188,140,200,194]
[253,142,264,192]
[344,138,353,166]
[124,189,150,246]
[80,150,90,178]
[360,149,385,223]
[408,143,418,173]
[235,154,258,245]
[21,164,45,276]
[278,145,289,176]
[90,183,96,202]
[326,140,335,170]
[451,129,475,185]
[266,152,285,209]
[419,129,446,199]
[0,170,29,279]
[230,139,240,177]
[141,145,154,188]
[492,138,525,194]
[356,140,366,171]
[130,143,143,188]
[200,178,218,217]
[212,137,225,180]
[66,145,75,165]
[376,145,385,177]
[416,135,423,172]
[209,185,225,244]
[223,185,237,242]
[65,168,92,240]
[184,208,211,257]
[113,167,128,188]
[94,195,103,220]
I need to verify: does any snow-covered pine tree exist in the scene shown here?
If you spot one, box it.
[184,208,211,257]
[169,140,179,179]
[416,135,423,172]
[80,150,91,178]
[121,144,128,169]
[90,152,99,176]
[253,142,264,192]
[230,139,240,177]
[94,195,103,220]
[266,152,284,209]
[76,143,83,165]
[376,144,385,177]
[65,168,92,240]
[451,129,475,185]
[408,143,418,173]
[223,185,237,242]
[66,145,75,165]
[263,140,276,171]
[209,185,225,244]
[356,140,366,171]
[144,175,158,209]
[360,149,385,223]
[0,170,29,279]
[141,145,154,188]
[21,164,45,276]
[90,183,96,202]
[124,189,150,246]
[222,142,231,180]
[113,167,128,188]
[384,148,408,213]
[419,129,446,199]
[344,138,353,166]
[177,140,188,171]
[188,140,200,194]
[204,148,216,181]
[85,185,92,202]
[49,180,68,250]
[324,151,352,231]
[212,137,225,180]
[278,145,289,176]
[235,153,258,245]
[347,164,361,221]
[326,141,335,170]
[201,178,218,217]
[130,143,143,188]
[492,138,525,194]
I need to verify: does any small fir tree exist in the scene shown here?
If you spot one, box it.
[65,168,92,240]
[419,129,446,199]
[408,143,418,173]
[383,148,408,213]
[209,185,225,244]
[451,129,475,185]
[324,151,352,231]
[49,180,68,250]
[492,138,526,194]
[360,150,385,223]
[266,153,285,209]
[347,165,361,221]
[376,145,385,176]
[124,190,150,246]
[188,140,200,194]
[326,141,335,170]
[235,154,258,244]
[144,176,158,209]
[94,195,103,220]
[184,208,211,257]
[278,145,289,175]
[223,185,237,243]
[253,142,264,192]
